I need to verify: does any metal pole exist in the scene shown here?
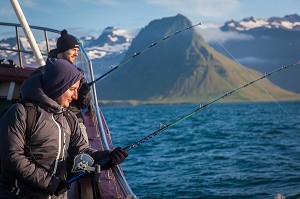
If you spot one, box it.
[10,0,45,66]
[15,26,23,67]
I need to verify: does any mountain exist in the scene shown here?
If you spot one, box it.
[79,26,133,76]
[221,14,300,31]
[1,14,299,103]
[209,14,300,93]
[0,36,56,66]
[88,26,132,46]
[96,14,300,104]
[0,26,132,76]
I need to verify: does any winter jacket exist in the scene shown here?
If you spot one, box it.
[0,73,108,198]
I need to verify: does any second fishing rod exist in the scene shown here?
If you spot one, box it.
[86,22,202,87]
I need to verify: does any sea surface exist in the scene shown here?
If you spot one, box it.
[101,101,300,199]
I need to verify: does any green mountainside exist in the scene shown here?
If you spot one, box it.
[97,14,300,105]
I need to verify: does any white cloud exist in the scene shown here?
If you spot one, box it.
[18,0,37,10]
[147,0,240,18]
[59,0,120,6]
[236,56,274,64]
[0,7,14,16]
[197,26,254,43]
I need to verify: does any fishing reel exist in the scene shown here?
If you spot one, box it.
[71,153,95,173]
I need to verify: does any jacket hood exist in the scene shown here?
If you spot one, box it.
[20,73,63,112]
[42,58,83,100]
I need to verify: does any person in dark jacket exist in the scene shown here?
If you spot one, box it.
[0,58,128,199]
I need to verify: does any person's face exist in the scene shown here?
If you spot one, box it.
[56,80,80,108]
[58,47,79,63]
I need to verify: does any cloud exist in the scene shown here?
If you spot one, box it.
[197,26,254,43]
[17,0,56,14]
[18,0,38,10]
[147,0,240,18]
[236,56,274,64]
[0,7,14,16]
[59,0,120,6]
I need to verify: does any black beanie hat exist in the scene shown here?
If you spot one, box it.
[56,29,79,54]
[43,58,83,100]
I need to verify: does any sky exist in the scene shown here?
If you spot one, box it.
[0,0,299,37]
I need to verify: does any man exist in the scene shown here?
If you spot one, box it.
[56,29,79,64]
[0,58,128,198]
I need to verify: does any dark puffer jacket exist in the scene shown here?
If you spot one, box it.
[0,73,108,198]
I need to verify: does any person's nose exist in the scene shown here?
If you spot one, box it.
[72,90,78,100]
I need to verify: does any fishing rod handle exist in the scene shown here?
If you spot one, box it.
[67,157,110,183]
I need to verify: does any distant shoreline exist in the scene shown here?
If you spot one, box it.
[99,99,300,107]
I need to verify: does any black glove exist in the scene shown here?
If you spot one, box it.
[79,82,91,96]
[54,180,71,196]
[109,147,128,165]
[101,147,128,170]
[75,82,91,108]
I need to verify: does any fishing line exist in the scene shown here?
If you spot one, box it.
[87,22,202,87]
[216,40,299,124]
[122,61,300,151]
[68,24,300,183]
[68,23,201,183]
[68,60,299,184]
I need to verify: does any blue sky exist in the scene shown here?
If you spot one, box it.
[1,0,299,37]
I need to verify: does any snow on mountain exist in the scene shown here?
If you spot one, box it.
[85,42,131,60]
[222,14,300,31]
[1,14,298,68]
[0,26,133,68]
[76,27,134,76]
[81,26,133,60]
[0,35,57,66]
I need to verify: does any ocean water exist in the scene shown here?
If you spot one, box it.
[101,102,300,199]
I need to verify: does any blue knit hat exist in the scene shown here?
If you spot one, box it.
[42,58,83,100]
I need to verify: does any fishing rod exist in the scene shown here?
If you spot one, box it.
[87,22,202,87]
[123,61,300,151]
[68,61,299,183]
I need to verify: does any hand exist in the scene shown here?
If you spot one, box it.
[100,147,128,170]
[109,147,128,165]
[54,180,71,196]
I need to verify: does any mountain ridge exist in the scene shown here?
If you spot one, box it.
[210,14,300,94]
[1,14,299,103]
[221,14,300,31]
[96,14,300,104]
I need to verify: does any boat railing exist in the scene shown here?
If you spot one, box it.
[0,22,59,67]
[76,41,136,198]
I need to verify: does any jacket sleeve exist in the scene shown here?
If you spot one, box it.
[0,104,55,193]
